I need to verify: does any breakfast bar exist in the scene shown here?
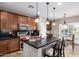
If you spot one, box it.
[22,37,60,57]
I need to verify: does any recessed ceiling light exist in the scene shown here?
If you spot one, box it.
[57,2,62,6]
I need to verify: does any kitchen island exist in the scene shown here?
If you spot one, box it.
[22,37,60,57]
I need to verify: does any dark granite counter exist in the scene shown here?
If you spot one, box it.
[23,37,60,49]
[0,37,17,41]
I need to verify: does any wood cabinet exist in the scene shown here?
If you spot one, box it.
[0,39,20,55]
[9,39,19,52]
[0,40,9,55]
[25,16,29,26]
[0,12,9,30]
[9,13,18,30]
[0,11,36,30]
[28,17,32,30]
[18,15,27,25]
[28,17,36,30]
[18,16,36,30]
[0,11,18,30]
[31,18,36,30]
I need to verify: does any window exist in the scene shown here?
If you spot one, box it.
[59,24,69,37]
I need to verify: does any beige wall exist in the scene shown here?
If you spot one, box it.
[52,16,79,37]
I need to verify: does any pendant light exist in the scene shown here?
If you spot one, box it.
[52,7,56,26]
[46,2,50,25]
[35,2,39,23]
[63,13,67,29]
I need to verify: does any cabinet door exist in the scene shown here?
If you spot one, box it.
[31,18,36,30]
[25,17,28,26]
[0,40,9,55]
[1,12,9,30]
[9,13,18,30]
[27,17,31,30]
[28,17,36,30]
[22,16,27,25]
[9,39,19,52]
[18,16,26,25]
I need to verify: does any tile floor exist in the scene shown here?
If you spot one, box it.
[1,44,79,57]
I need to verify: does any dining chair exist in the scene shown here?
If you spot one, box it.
[43,38,65,57]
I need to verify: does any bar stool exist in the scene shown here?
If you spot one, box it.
[59,38,65,57]
[43,39,65,57]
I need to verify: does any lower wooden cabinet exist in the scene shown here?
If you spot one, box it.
[0,39,20,56]
[9,39,20,52]
[0,40,9,55]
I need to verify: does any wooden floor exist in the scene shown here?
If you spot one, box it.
[1,44,79,57]
[65,44,79,57]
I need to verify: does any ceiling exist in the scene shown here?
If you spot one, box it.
[0,2,79,20]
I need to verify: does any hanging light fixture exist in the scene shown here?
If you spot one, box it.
[52,7,56,26]
[35,2,39,23]
[46,2,50,25]
[63,13,67,29]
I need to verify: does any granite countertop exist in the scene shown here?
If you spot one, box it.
[23,37,60,49]
[0,37,17,41]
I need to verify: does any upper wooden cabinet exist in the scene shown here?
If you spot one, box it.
[31,18,36,30]
[18,15,28,25]
[8,13,18,30]
[28,17,36,30]
[18,16,36,30]
[18,15,24,24]
[0,12,9,30]
[0,11,36,30]
[0,11,18,30]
